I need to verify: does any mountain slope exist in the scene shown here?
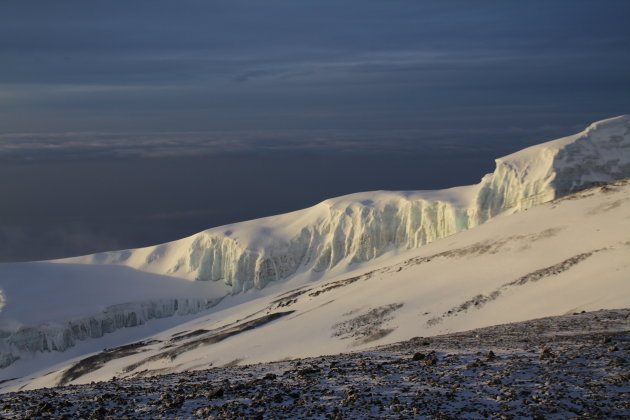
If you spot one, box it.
[62,115,630,292]
[4,177,630,392]
[2,310,628,419]
[0,115,629,388]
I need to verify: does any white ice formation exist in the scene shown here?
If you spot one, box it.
[1,115,629,368]
[0,298,216,368]
[0,262,227,369]
[70,115,630,293]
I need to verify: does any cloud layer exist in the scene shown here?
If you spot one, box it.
[0,121,594,163]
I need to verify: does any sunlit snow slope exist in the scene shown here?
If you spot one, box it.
[64,115,630,292]
[0,115,629,383]
[5,177,630,391]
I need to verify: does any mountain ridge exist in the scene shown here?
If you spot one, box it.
[1,115,629,386]
[3,177,629,391]
[62,115,630,293]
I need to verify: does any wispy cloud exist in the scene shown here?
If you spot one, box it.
[0,119,584,162]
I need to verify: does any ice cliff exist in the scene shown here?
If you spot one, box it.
[71,115,630,293]
[0,262,227,369]
[1,115,629,369]
[0,298,216,368]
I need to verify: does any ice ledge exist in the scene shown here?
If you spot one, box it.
[67,116,630,293]
[3,115,629,370]
[0,298,218,369]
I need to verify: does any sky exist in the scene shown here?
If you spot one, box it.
[1,0,629,262]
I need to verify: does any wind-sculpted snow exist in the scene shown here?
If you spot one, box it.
[69,115,630,293]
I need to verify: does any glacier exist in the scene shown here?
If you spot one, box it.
[1,114,629,369]
[0,262,228,369]
[7,175,630,390]
[68,115,630,293]
[0,298,217,369]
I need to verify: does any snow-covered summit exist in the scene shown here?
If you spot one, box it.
[475,114,630,217]
[1,115,630,381]
[64,115,630,293]
[5,173,630,391]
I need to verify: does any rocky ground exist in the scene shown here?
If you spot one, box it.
[1,309,628,419]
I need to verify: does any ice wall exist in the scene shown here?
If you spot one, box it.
[177,198,471,293]
[125,115,630,293]
[58,117,630,293]
[477,115,630,220]
[553,117,630,194]
[2,116,629,370]
[0,298,216,368]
